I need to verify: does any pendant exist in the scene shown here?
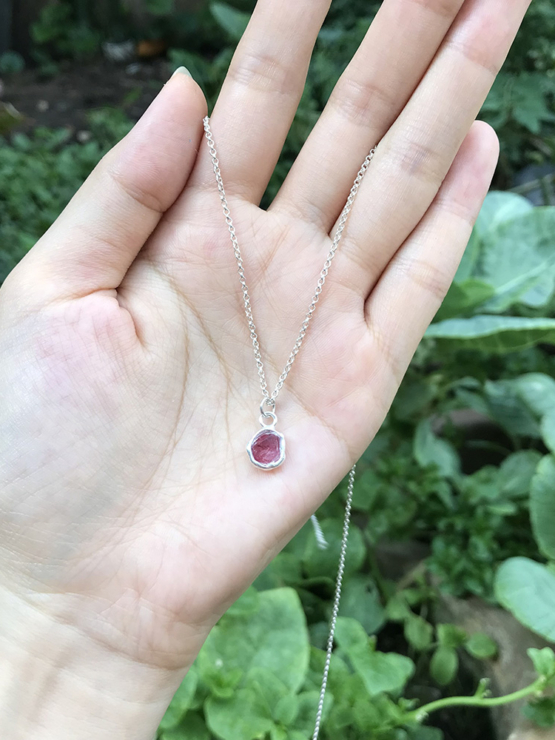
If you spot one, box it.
[247,406,285,469]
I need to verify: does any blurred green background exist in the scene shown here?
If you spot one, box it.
[1,2,555,739]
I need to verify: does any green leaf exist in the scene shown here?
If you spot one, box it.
[161,713,210,740]
[426,315,555,352]
[292,691,327,734]
[273,693,299,726]
[435,279,495,321]
[404,615,434,651]
[437,624,467,649]
[347,645,415,696]
[205,688,274,740]
[414,420,460,478]
[456,191,533,283]
[522,697,555,729]
[541,413,555,455]
[514,373,555,417]
[478,208,555,311]
[498,450,542,498]
[334,617,368,650]
[430,646,459,686]
[210,2,250,41]
[530,456,555,560]
[495,558,555,641]
[226,587,260,617]
[465,633,498,660]
[338,575,386,635]
[198,588,309,693]
[475,191,534,236]
[246,667,288,713]
[159,667,198,730]
[528,647,555,680]
[302,518,365,579]
[484,380,541,438]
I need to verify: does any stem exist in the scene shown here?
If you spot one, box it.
[405,679,544,723]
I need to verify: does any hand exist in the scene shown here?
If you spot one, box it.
[0,0,529,737]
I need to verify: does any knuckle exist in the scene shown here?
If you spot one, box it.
[228,49,297,95]
[106,159,166,215]
[388,128,446,186]
[394,251,452,304]
[329,76,396,128]
[408,0,462,21]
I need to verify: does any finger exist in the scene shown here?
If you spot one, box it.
[334,0,530,297]
[272,0,465,229]
[365,121,498,388]
[15,71,207,299]
[189,0,331,204]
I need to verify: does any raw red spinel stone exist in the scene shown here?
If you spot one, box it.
[250,430,283,466]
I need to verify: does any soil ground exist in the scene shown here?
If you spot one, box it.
[2,58,168,134]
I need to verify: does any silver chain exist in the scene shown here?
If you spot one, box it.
[203,116,375,739]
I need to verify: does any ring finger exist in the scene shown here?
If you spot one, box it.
[333,0,531,297]
[272,0,466,229]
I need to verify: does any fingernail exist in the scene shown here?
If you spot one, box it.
[171,66,192,79]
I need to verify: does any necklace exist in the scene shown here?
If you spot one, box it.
[203,117,376,740]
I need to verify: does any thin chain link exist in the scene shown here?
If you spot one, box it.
[203,116,376,410]
[203,116,375,740]
[312,465,356,740]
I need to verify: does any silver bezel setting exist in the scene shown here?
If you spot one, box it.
[247,428,286,470]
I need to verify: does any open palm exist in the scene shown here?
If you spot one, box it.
[0,0,529,736]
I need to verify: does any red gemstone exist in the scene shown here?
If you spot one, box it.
[250,430,283,466]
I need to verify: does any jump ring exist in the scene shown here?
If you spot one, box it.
[259,412,277,427]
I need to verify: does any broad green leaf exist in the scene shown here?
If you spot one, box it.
[246,667,288,713]
[198,588,309,693]
[437,624,467,649]
[226,587,259,617]
[302,518,365,579]
[530,456,555,559]
[210,2,250,41]
[205,688,274,740]
[347,645,415,696]
[455,191,533,283]
[404,615,433,651]
[465,633,498,660]
[255,552,302,591]
[522,697,555,729]
[435,279,495,321]
[159,667,198,730]
[495,558,555,641]
[484,380,541,438]
[334,617,368,650]
[498,450,542,497]
[338,575,385,635]
[413,420,460,478]
[426,315,555,352]
[514,373,555,417]
[273,693,299,726]
[161,713,210,740]
[542,413,555,455]
[528,647,555,680]
[292,691,327,734]
[475,191,534,236]
[478,208,555,311]
[430,646,458,686]
[270,726,288,740]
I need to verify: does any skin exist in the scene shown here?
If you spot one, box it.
[0,0,531,736]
